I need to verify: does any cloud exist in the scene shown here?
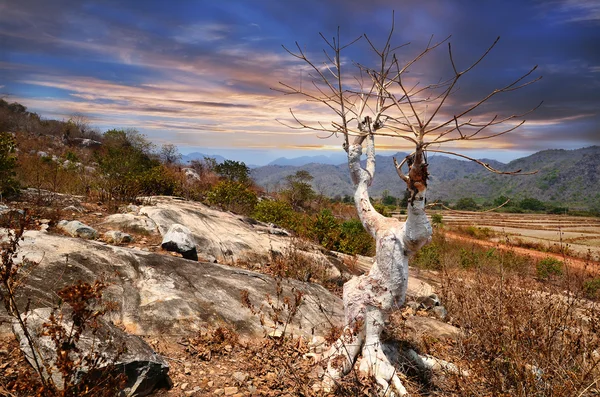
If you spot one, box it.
[1,0,599,160]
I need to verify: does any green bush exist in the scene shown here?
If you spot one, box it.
[309,209,340,250]
[454,197,479,211]
[584,278,600,299]
[139,165,181,196]
[412,242,442,269]
[536,257,563,280]
[207,180,257,214]
[337,219,374,256]
[431,213,443,227]
[253,199,298,230]
[0,132,19,196]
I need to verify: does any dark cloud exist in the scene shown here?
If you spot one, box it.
[1,0,598,159]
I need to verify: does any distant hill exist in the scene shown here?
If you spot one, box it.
[251,146,600,210]
[268,153,348,166]
[181,152,227,164]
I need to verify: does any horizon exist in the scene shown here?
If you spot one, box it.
[1,0,599,160]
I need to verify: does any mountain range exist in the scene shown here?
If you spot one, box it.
[250,146,600,211]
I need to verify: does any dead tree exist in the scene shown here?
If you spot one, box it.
[277,15,540,396]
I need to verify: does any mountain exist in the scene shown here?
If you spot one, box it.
[268,153,348,166]
[181,152,227,164]
[251,146,600,210]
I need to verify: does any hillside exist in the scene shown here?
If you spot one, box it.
[251,147,600,210]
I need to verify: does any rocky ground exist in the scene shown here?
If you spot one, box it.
[0,192,465,396]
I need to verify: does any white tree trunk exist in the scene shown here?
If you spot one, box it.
[324,134,432,396]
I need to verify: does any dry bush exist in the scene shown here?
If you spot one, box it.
[1,212,126,396]
[441,270,600,396]
[453,225,496,239]
[184,325,239,361]
[411,230,532,276]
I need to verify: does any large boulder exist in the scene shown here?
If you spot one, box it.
[139,197,311,263]
[101,213,158,234]
[10,230,344,338]
[13,307,168,396]
[161,224,198,260]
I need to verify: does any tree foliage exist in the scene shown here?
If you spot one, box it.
[214,160,250,185]
[282,170,316,210]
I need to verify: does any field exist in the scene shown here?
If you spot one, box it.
[434,210,600,262]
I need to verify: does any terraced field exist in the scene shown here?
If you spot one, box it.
[432,211,600,261]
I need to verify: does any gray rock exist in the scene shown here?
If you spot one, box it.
[70,138,102,148]
[404,316,461,341]
[57,220,98,239]
[432,305,448,321]
[12,307,168,396]
[161,224,198,261]
[416,294,441,309]
[182,168,200,181]
[11,230,343,338]
[62,205,84,213]
[101,213,158,234]
[104,230,133,245]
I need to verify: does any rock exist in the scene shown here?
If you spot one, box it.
[404,316,461,342]
[224,386,238,396]
[161,224,198,261]
[69,138,102,148]
[406,277,436,301]
[12,307,168,396]
[182,168,200,181]
[432,305,448,321]
[416,294,441,310]
[104,230,133,245]
[232,372,248,384]
[101,213,158,234]
[11,230,344,338]
[57,220,98,239]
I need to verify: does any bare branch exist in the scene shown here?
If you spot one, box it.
[426,149,538,175]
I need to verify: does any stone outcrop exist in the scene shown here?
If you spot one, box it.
[12,230,344,338]
[161,224,198,260]
[13,307,168,396]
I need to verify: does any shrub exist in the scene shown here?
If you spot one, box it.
[430,213,443,227]
[456,225,495,239]
[536,257,563,280]
[584,278,600,299]
[206,180,257,214]
[337,219,374,256]
[454,197,479,211]
[519,197,546,211]
[0,132,19,197]
[412,242,442,269]
[253,199,297,230]
[373,203,390,217]
[309,209,340,250]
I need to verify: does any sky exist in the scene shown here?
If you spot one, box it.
[0,0,599,165]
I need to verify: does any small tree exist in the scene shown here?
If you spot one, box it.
[279,14,539,395]
[214,159,251,185]
[281,170,316,210]
[454,197,480,211]
[159,143,182,165]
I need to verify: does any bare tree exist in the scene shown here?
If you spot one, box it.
[278,14,540,396]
